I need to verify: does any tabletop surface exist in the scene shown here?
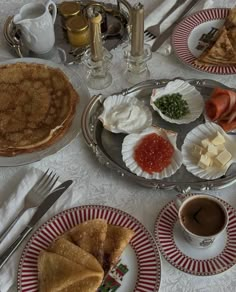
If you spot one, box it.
[0,0,236,291]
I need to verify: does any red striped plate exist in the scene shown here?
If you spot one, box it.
[154,195,236,276]
[17,205,161,291]
[172,8,236,75]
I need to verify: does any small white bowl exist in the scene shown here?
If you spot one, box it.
[122,126,183,179]
[150,79,204,124]
[98,94,152,134]
[182,122,236,180]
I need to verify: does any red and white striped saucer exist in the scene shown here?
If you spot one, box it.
[172,8,236,75]
[18,205,161,291]
[154,195,236,276]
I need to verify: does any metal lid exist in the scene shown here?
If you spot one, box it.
[66,15,89,32]
[58,1,81,18]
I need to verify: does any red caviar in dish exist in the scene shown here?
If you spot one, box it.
[134,133,174,174]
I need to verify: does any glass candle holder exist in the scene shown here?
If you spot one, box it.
[123,43,152,85]
[82,48,113,90]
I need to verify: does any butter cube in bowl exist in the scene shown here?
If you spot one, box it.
[182,122,236,180]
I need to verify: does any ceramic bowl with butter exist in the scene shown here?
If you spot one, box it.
[182,122,236,180]
[150,79,204,125]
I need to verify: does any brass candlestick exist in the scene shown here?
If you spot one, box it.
[123,3,151,84]
[82,10,112,90]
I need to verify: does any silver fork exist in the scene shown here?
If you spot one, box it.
[144,0,186,41]
[0,169,59,243]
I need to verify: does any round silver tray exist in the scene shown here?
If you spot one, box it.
[81,78,236,192]
[3,0,131,65]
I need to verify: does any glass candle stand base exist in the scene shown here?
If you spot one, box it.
[86,65,112,90]
[124,44,152,85]
[83,49,113,90]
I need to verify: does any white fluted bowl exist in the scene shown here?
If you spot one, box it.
[150,79,204,124]
[122,126,183,179]
[182,122,236,179]
[98,94,152,134]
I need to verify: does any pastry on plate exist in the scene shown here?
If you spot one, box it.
[194,8,236,66]
[69,219,134,273]
[38,239,104,292]
[103,224,135,273]
[69,219,108,266]
[0,62,79,156]
[38,220,135,291]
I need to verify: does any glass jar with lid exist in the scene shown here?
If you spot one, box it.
[65,15,90,47]
[58,1,81,19]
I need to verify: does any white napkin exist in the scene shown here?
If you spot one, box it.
[0,167,76,292]
[144,0,215,56]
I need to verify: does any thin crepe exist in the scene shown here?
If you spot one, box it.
[103,224,135,273]
[69,219,135,273]
[0,63,79,156]
[38,239,104,292]
[195,8,236,66]
[70,219,107,266]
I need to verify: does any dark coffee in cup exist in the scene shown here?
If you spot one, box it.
[180,197,226,236]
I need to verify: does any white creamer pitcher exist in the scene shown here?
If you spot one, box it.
[13,0,57,54]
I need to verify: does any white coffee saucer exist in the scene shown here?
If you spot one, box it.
[154,194,236,276]
[174,222,227,260]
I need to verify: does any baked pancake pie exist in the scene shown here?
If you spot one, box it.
[0,62,79,156]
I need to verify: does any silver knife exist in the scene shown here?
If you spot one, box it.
[0,180,73,269]
[151,0,202,52]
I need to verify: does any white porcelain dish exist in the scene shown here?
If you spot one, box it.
[98,94,152,134]
[182,122,236,179]
[150,79,204,124]
[172,8,236,75]
[122,126,183,180]
[18,205,161,292]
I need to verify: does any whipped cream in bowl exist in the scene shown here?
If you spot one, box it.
[98,94,152,134]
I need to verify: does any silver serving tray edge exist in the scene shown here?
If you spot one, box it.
[81,78,236,192]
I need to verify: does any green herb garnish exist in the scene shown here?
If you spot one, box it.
[154,93,190,119]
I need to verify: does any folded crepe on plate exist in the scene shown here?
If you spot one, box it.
[195,8,236,66]
[38,238,104,292]
[103,224,135,273]
[38,219,135,291]
[0,62,79,156]
[69,219,135,273]
[225,7,236,28]
[69,219,108,266]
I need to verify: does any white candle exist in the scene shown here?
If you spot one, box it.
[88,12,103,62]
[131,3,144,57]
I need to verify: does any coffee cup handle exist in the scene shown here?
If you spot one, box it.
[175,194,186,210]
[46,0,57,24]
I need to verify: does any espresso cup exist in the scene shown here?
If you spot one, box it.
[176,194,228,248]
[13,0,57,54]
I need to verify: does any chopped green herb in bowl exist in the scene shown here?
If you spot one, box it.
[154,93,190,119]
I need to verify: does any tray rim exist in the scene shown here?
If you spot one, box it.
[81,78,236,192]
[3,0,131,63]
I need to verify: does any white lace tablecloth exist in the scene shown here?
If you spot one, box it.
[0,0,236,291]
